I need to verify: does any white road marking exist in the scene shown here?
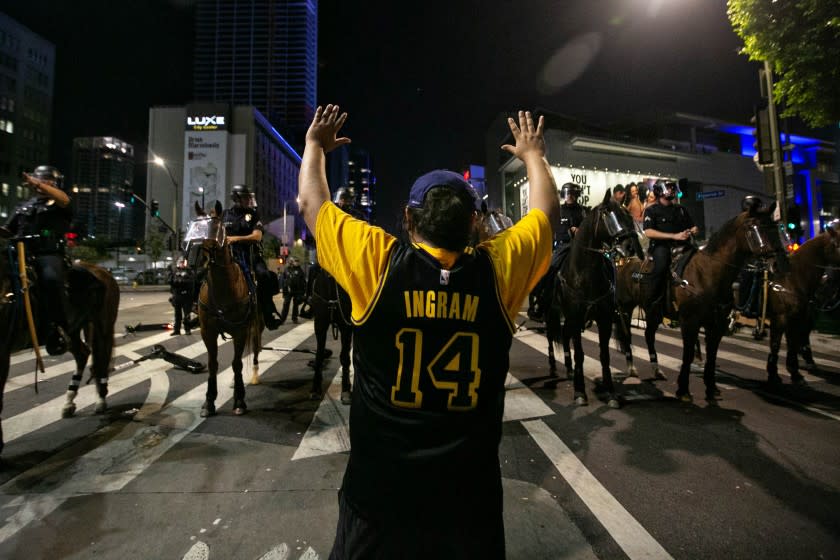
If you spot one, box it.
[181,541,209,560]
[8,332,128,367]
[0,325,313,545]
[4,330,174,393]
[523,418,673,560]
[292,369,554,461]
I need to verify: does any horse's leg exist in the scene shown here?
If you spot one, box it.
[644,305,665,380]
[339,325,352,405]
[701,318,726,401]
[617,306,637,378]
[800,330,817,371]
[0,354,8,455]
[598,315,619,408]
[676,321,700,402]
[90,319,114,415]
[201,328,219,417]
[572,329,587,406]
[545,317,557,376]
[62,327,91,418]
[231,334,247,415]
[766,321,783,385]
[249,322,261,385]
[311,317,329,399]
[784,325,807,385]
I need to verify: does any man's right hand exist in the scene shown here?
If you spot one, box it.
[305,104,351,154]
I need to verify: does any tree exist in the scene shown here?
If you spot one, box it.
[727,0,840,127]
[144,229,166,265]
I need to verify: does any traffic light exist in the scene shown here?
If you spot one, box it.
[786,203,803,242]
[278,256,286,266]
[150,199,160,217]
[129,192,136,205]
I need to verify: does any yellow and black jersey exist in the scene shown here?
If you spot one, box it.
[344,243,514,515]
[314,201,552,517]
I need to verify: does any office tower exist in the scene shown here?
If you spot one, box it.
[193,0,317,148]
[70,137,136,241]
[0,11,55,220]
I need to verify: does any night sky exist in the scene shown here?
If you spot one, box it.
[6,0,775,231]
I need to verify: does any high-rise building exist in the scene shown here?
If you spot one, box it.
[147,103,302,249]
[327,144,376,222]
[193,0,317,149]
[0,11,55,220]
[70,137,136,241]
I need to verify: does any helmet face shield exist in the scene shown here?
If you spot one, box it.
[602,210,629,238]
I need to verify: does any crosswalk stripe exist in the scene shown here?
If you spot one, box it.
[4,330,174,394]
[0,324,313,545]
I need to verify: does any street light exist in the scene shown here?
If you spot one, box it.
[151,153,180,257]
[191,186,205,208]
[114,201,125,267]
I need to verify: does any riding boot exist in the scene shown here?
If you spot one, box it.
[262,306,282,330]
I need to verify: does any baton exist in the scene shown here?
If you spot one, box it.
[17,242,45,392]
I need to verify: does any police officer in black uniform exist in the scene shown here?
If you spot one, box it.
[642,180,699,309]
[168,257,196,335]
[221,184,283,329]
[0,165,73,354]
[333,186,366,220]
[528,182,586,320]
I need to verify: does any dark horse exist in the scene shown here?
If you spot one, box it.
[307,264,353,403]
[185,201,262,417]
[764,220,840,384]
[661,203,786,402]
[545,190,643,408]
[0,246,119,455]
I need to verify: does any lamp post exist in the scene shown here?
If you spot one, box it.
[114,201,125,267]
[152,154,180,257]
[191,186,205,208]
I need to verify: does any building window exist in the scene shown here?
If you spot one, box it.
[1,183,7,196]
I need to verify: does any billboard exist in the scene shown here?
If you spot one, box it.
[518,166,674,215]
[183,104,229,228]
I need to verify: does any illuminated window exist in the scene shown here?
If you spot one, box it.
[1,183,8,195]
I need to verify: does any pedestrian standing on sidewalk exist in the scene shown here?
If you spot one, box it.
[298,104,559,559]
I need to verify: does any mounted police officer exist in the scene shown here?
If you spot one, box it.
[221,184,283,329]
[642,180,699,310]
[528,182,586,320]
[0,165,73,354]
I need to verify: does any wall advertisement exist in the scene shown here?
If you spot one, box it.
[182,104,230,229]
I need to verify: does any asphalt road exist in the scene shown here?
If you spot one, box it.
[0,289,838,560]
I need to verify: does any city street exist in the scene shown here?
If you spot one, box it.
[0,289,838,560]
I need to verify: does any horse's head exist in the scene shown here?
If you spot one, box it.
[183,200,227,267]
[591,189,644,259]
[737,200,790,268]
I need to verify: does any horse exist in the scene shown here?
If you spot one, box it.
[764,220,840,384]
[662,203,787,402]
[545,190,644,408]
[307,264,353,403]
[184,200,262,417]
[0,246,119,456]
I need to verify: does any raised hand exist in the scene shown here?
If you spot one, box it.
[305,104,351,154]
[500,110,545,162]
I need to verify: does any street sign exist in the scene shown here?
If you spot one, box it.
[696,189,725,201]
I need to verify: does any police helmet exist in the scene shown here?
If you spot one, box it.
[652,181,679,200]
[231,184,256,208]
[30,165,64,190]
[741,195,763,212]
[559,183,581,199]
[333,187,354,205]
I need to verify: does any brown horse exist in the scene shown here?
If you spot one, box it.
[185,201,262,417]
[669,203,787,402]
[0,250,119,456]
[765,220,840,384]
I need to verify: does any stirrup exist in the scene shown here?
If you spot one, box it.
[45,325,70,356]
